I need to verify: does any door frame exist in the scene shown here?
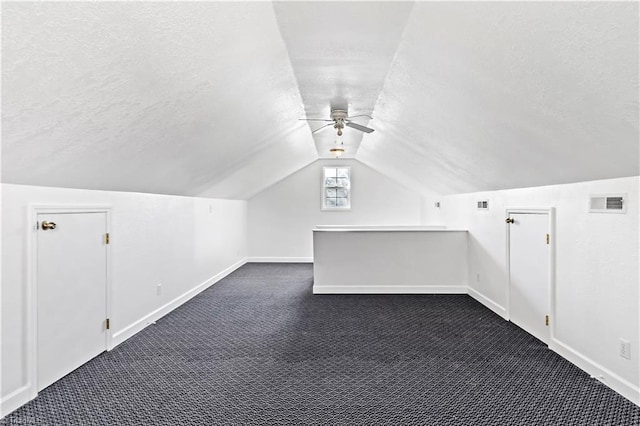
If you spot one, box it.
[505,207,556,344]
[27,204,112,398]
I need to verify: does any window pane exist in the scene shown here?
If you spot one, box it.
[336,188,348,197]
[325,198,337,207]
[336,168,349,178]
[336,178,348,187]
[324,168,337,178]
[326,188,337,197]
[336,198,348,207]
[324,177,336,187]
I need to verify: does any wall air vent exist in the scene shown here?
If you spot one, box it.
[606,197,624,210]
[589,194,626,213]
[477,200,489,210]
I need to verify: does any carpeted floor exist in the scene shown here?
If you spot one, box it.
[2,263,639,425]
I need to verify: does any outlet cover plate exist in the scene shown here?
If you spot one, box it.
[620,339,631,360]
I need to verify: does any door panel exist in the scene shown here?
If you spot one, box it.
[37,212,108,390]
[509,212,550,343]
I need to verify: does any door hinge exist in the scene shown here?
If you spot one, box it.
[106,318,110,330]
[545,315,549,326]
[546,233,549,244]
[105,233,110,244]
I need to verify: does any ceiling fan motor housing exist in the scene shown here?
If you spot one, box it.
[330,110,348,121]
[331,110,347,135]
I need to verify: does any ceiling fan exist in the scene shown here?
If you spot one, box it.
[301,109,374,135]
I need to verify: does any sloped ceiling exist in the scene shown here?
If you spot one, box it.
[273,2,413,159]
[2,2,638,199]
[357,2,639,195]
[2,2,317,199]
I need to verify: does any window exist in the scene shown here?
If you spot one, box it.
[322,167,350,210]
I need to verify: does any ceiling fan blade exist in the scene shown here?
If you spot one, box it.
[346,114,373,120]
[345,121,374,133]
[311,123,334,134]
[299,118,334,122]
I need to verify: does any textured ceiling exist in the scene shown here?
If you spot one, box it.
[2,2,638,199]
[2,2,317,199]
[357,2,640,195]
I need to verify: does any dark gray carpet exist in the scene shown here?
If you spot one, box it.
[2,263,639,425]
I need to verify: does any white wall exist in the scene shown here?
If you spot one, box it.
[313,230,468,294]
[247,159,423,260]
[1,184,247,415]
[422,176,639,404]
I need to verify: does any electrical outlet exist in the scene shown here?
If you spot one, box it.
[620,339,631,360]
[157,283,162,296]
[476,274,480,282]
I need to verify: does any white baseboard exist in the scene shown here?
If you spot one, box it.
[549,338,639,407]
[111,258,247,349]
[313,285,467,294]
[1,385,32,418]
[247,257,313,263]
[467,287,508,319]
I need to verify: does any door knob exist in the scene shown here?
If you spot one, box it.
[505,218,515,224]
[41,221,57,230]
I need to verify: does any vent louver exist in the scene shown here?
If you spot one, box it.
[589,194,626,213]
[606,197,623,210]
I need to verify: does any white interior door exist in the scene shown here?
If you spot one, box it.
[508,212,550,343]
[37,211,108,390]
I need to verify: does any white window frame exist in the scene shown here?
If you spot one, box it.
[321,166,351,211]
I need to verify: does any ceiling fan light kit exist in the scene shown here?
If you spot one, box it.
[329,147,345,158]
[330,134,345,158]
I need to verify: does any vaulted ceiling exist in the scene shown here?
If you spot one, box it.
[2,2,638,199]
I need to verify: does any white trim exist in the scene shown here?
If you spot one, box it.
[550,338,640,406]
[27,205,113,405]
[505,207,556,345]
[0,386,32,418]
[28,204,113,213]
[111,258,247,348]
[313,226,453,232]
[313,285,468,294]
[247,257,313,263]
[468,287,508,319]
